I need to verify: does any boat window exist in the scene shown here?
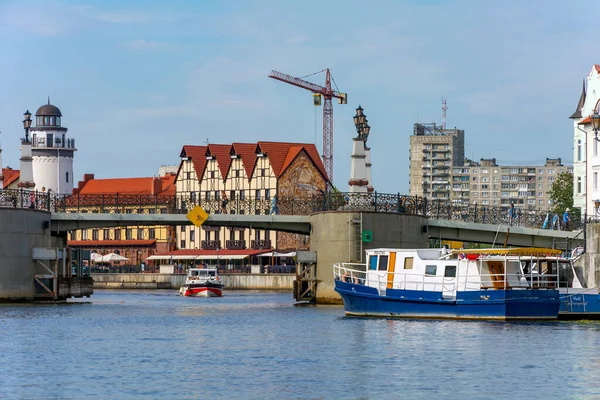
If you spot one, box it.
[404,257,414,270]
[425,265,437,276]
[444,265,456,278]
[378,255,389,271]
[369,256,378,270]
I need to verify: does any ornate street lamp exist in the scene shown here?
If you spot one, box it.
[595,199,600,215]
[22,110,32,142]
[592,112,600,140]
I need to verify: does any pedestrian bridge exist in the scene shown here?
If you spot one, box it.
[50,212,581,250]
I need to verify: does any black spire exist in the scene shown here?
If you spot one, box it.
[570,79,586,119]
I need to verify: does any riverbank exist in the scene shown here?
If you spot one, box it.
[91,273,294,290]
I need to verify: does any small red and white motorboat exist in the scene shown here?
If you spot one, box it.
[179,268,224,297]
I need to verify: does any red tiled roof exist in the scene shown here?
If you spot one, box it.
[232,142,258,180]
[68,240,157,247]
[595,64,600,74]
[280,145,304,174]
[180,145,207,181]
[76,174,175,196]
[155,249,265,257]
[2,168,20,188]
[579,116,591,125]
[257,141,328,180]
[206,144,233,180]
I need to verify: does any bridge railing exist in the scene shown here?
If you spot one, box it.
[0,188,583,231]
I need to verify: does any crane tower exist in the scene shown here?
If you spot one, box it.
[269,69,347,183]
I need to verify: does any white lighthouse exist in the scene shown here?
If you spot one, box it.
[30,100,76,195]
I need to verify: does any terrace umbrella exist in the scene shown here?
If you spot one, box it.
[96,253,129,263]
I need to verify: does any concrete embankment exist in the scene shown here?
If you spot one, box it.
[91,273,294,290]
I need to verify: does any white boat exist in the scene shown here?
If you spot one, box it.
[179,268,224,297]
[334,247,562,320]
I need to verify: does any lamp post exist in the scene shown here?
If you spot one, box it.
[353,105,369,140]
[592,112,600,140]
[22,110,32,142]
[595,200,600,220]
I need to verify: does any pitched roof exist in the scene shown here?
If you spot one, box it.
[232,142,258,179]
[2,168,20,188]
[257,141,328,180]
[206,144,233,180]
[570,79,586,119]
[579,116,591,125]
[180,145,208,181]
[76,174,176,195]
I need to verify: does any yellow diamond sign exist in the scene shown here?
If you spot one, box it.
[187,205,209,227]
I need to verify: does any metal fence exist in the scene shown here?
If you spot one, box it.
[0,188,584,231]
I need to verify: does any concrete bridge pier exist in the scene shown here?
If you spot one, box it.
[0,208,93,302]
[309,211,429,304]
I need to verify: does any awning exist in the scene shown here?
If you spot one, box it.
[259,251,296,257]
[147,254,250,261]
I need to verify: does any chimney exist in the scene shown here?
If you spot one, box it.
[151,177,162,195]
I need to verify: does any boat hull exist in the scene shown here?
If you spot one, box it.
[334,280,560,320]
[559,290,600,320]
[180,283,224,297]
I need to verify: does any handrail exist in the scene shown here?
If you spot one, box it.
[334,262,559,292]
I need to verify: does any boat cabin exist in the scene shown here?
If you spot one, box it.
[187,268,218,282]
[335,248,571,300]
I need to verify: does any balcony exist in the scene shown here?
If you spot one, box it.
[251,239,271,249]
[226,239,246,250]
[201,240,221,250]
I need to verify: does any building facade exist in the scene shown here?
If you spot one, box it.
[174,141,328,257]
[409,122,571,212]
[409,123,465,200]
[450,158,571,211]
[67,171,177,265]
[570,65,600,218]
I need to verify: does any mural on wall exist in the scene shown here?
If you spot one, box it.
[276,151,326,251]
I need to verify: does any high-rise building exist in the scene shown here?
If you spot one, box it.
[409,123,464,200]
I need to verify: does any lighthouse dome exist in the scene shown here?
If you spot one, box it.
[35,103,62,117]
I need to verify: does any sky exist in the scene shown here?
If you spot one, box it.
[0,0,595,193]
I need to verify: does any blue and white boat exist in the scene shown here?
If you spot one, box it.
[334,248,562,320]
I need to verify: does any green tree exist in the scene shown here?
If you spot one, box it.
[547,171,575,215]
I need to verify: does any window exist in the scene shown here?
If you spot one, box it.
[261,168,266,177]
[404,257,414,270]
[210,171,215,179]
[369,256,378,270]
[255,189,261,199]
[126,209,132,214]
[103,229,110,240]
[548,169,554,174]
[149,228,156,239]
[265,189,271,200]
[92,229,99,240]
[190,192,196,203]
[114,229,121,240]
[378,255,389,271]
[181,240,186,248]
[186,172,191,180]
[82,230,88,240]
[215,191,220,200]
[126,229,132,240]
[240,190,245,200]
[206,191,211,201]
[444,265,457,278]
[66,172,69,183]
[425,265,437,276]
[137,229,145,240]
[230,190,236,200]
[578,140,582,161]
[190,230,195,242]
[595,173,598,191]
[578,177,582,194]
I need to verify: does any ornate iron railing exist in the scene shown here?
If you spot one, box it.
[0,188,584,231]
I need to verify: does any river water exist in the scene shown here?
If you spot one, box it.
[1,290,600,399]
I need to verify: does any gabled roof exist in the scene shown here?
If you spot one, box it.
[2,168,20,188]
[570,79,586,119]
[257,141,328,180]
[76,174,176,195]
[579,116,591,125]
[180,145,208,181]
[232,142,258,179]
[206,144,232,180]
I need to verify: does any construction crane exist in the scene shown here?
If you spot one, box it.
[268,69,347,184]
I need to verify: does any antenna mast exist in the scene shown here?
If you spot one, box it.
[442,98,448,129]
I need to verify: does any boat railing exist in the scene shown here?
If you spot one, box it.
[334,263,559,293]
